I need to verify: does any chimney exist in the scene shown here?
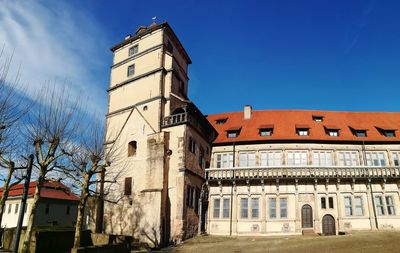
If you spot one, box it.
[244,105,252,120]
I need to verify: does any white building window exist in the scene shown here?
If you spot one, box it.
[215,153,233,168]
[338,151,359,166]
[269,198,276,218]
[365,152,386,166]
[344,197,352,216]
[313,151,333,166]
[260,151,282,166]
[280,198,287,218]
[213,198,220,218]
[287,151,308,166]
[392,152,400,166]
[386,196,396,215]
[8,204,11,214]
[239,152,256,167]
[251,198,259,219]
[355,196,364,216]
[375,196,385,216]
[223,198,230,218]
[128,45,138,56]
[240,198,248,219]
[14,203,19,214]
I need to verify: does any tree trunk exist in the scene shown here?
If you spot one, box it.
[21,175,44,253]
[73,187,88,249]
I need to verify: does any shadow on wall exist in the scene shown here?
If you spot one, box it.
[103,186,162,248]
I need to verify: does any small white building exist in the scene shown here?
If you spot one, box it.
[0,181,79,228]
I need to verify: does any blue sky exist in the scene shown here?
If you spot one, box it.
[1,0,400,115]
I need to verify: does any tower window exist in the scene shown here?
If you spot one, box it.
[128,45,138,56]
[128,141,137,157]
[124,177,132,196]
[127,64,135,77]
[143,105,148,111]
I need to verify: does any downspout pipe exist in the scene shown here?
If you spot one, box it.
[229,142,235,236]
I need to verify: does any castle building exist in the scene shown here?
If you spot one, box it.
[103,22,400,246]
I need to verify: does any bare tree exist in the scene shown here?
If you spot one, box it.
[21,87,80,253]
[62,120,123,249]
[0,47,28,230]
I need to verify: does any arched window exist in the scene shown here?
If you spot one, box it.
[128,141,137,157]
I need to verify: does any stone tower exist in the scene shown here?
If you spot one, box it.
[103,22,216,246]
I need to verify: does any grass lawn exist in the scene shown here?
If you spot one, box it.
[162,231,400,253]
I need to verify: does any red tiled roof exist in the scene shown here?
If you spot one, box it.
[207,110,400,144]
[0,181,79,202]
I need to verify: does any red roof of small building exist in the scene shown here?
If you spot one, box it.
[207,110,400,144]
[0,181,79,202]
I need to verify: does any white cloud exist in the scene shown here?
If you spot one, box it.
[0,1,111,116]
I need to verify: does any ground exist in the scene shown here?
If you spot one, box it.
[157,231,400,253]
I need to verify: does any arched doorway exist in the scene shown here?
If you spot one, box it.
[301,204,313,228]
[322,215,336,235]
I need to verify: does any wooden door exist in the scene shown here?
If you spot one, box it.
[322,215,336,235]
[301,204,313,228]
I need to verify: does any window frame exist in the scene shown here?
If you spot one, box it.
[128,45,139,56]
[127,64,135,77]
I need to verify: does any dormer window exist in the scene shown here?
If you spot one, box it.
[226,127,241,138]
[350,127,367,137]
[312,115,324,122]
[324,125,340,137]
[128,45,138,56]
[296,124,310,136]
[376,127,396,137]
[216,118,228,125]
[258,124,274,136]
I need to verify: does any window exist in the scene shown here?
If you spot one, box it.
[251,198,259,219]
[355,196,363,216]
[321,197,326,209]
[259,128,273,136]
[392,152,400,166]
[14,204,19,214]
[8,204,11,214]
[386,196,396,215]
[128,45,138,56]
[260,151,282,166]
[213,198,220,218]
[239,152,256,167]
[223,198,230,218]
[375,196,385,216]
[186,186,195,208]
[45,203,50,215]
[143,105,148,111]
[215,118,227,125]
[124,177,132,196]
[312,115,324,122]
[350,127,367,137]
[66,205,70,215]
[328,197,334,209]
[269,198,276,218]
[127,64,135,77]
[240,198,248,219]
[280,198,287,218]
[365,152,386,166]
[227,131,239,138]
[382,130,396,137]
[328,130,339,136]
[338,151,359,166]
[128,141,137,157]
[188,137,196,153]
[297,129,309,136]
[377,127,396,137]
[287,151,308,166]
[344,197,352,216]
[199,147,205,168]
[313,151,333,166]
[215,153,233,168]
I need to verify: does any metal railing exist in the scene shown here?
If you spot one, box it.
[205,166,400,180]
